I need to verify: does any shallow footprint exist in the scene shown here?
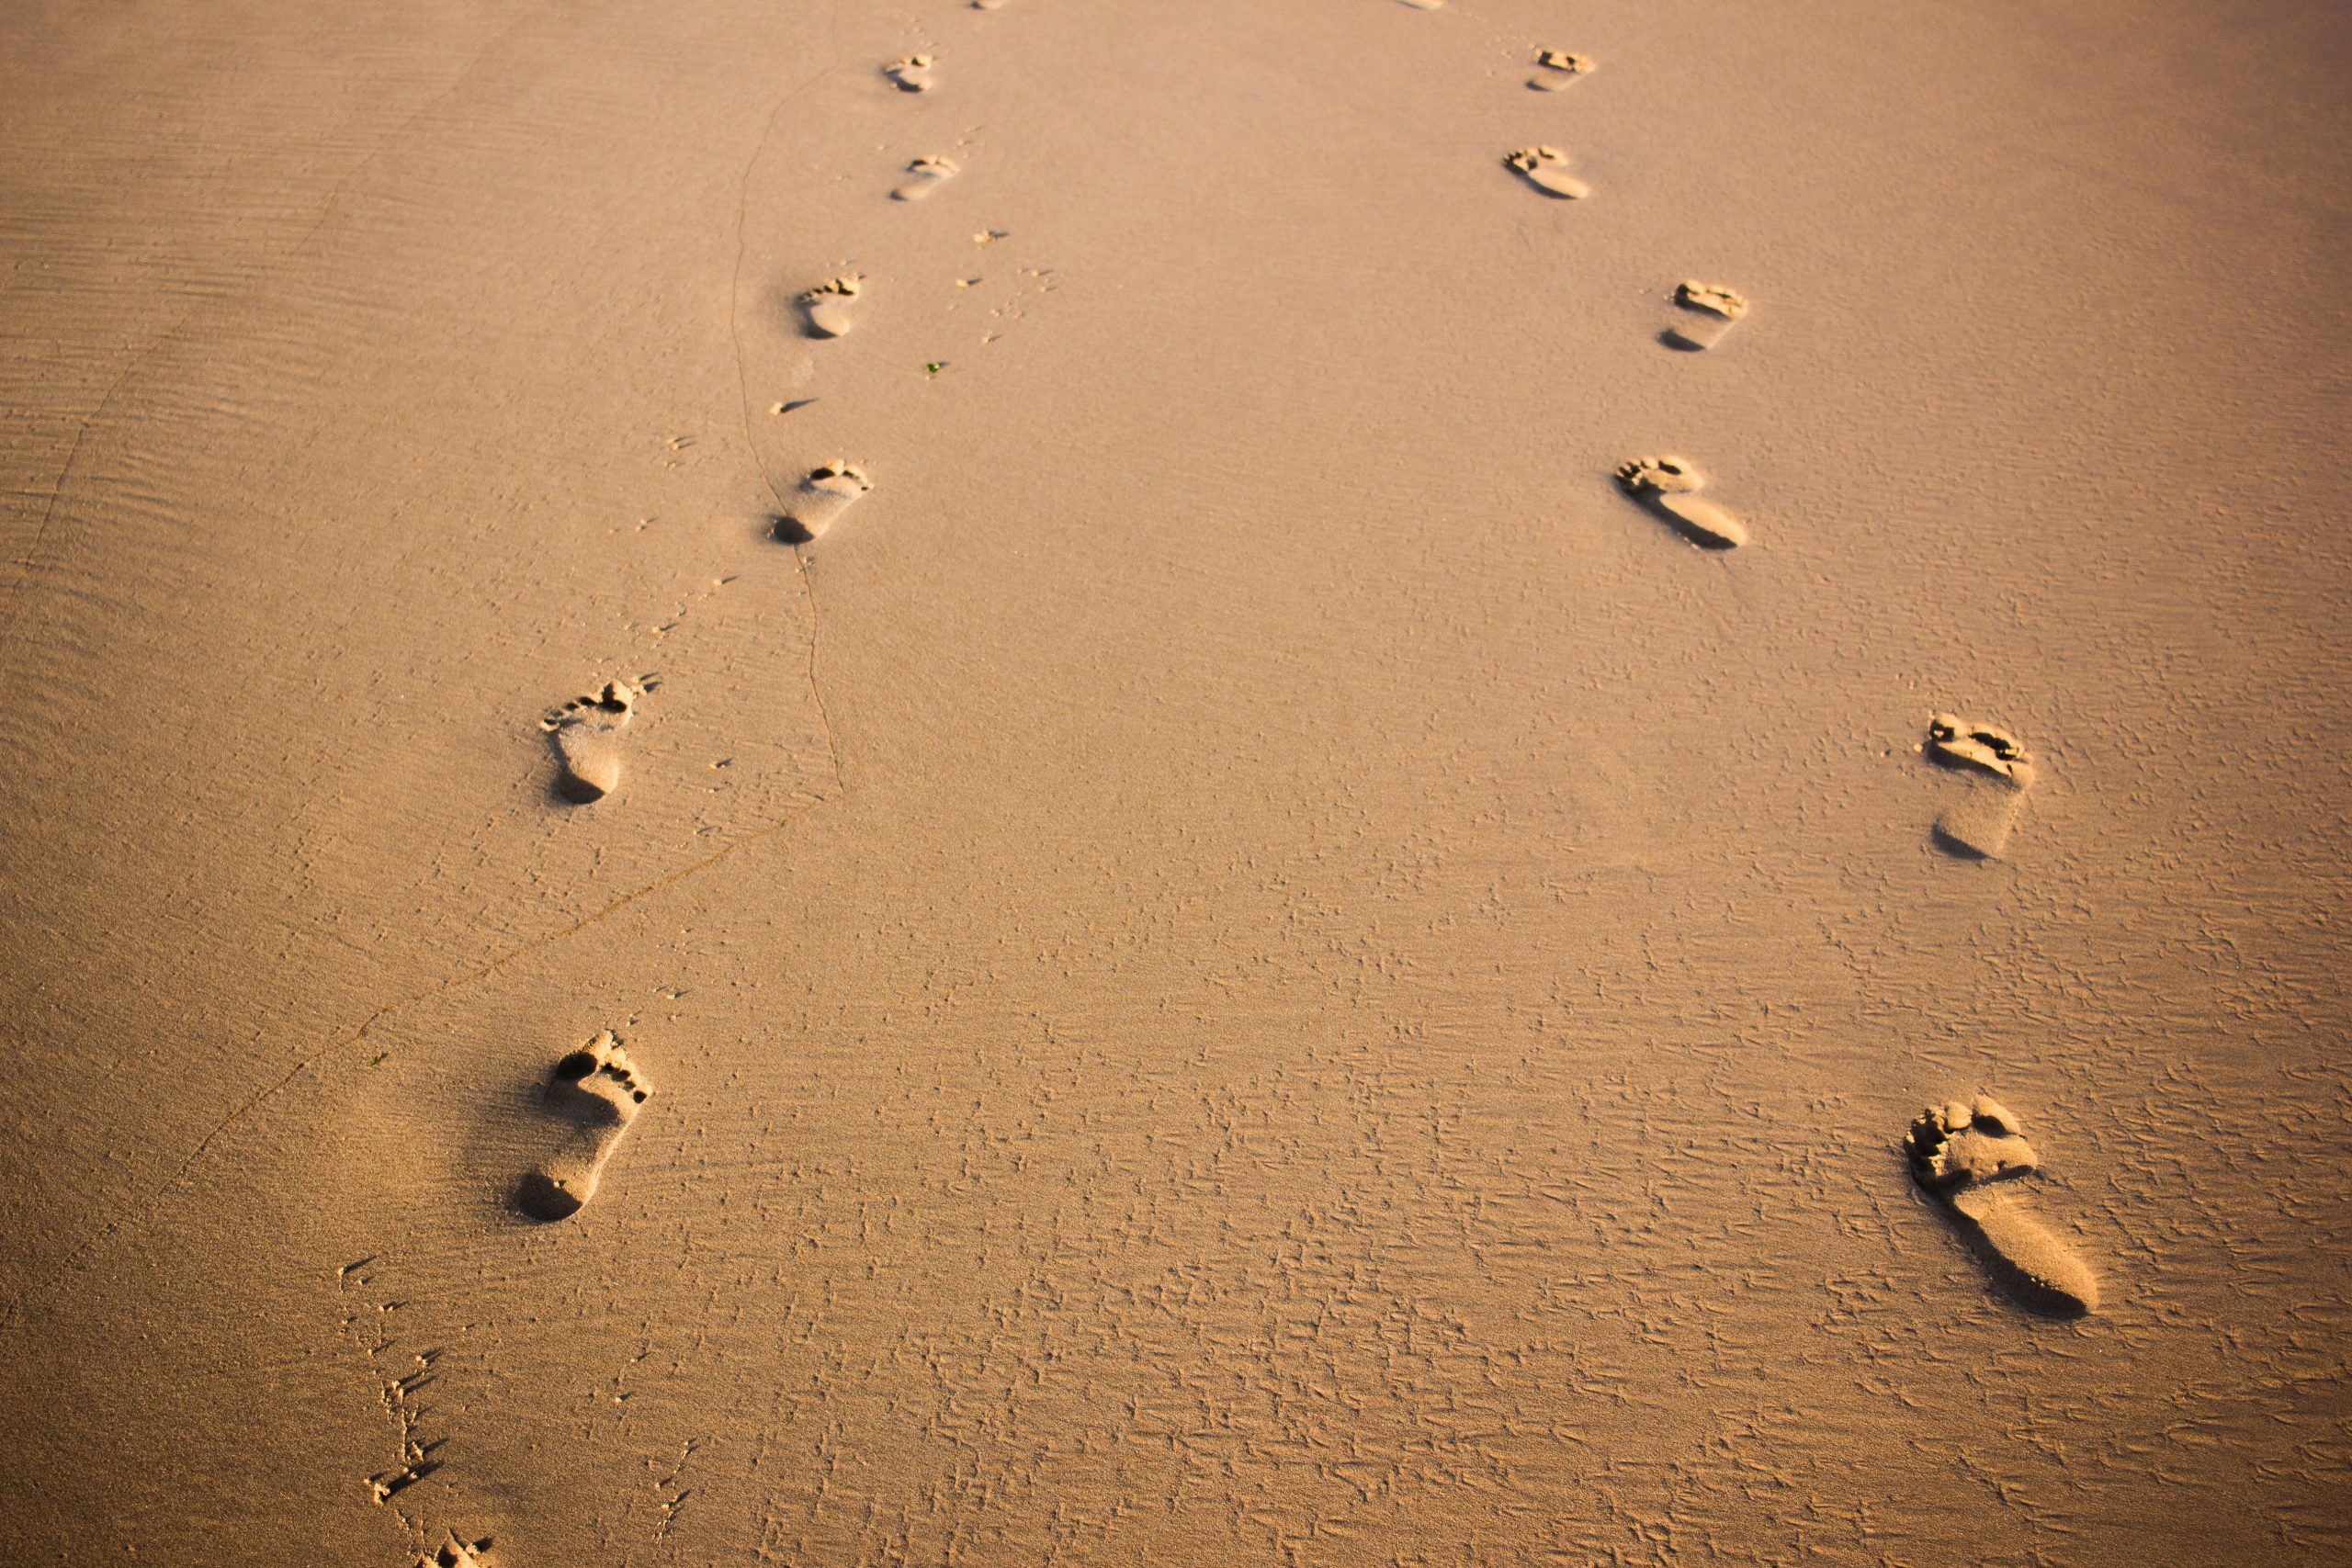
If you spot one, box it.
[1905,1096,2099,1316]
[775,461,872,543]
[418,1533,495,1568]
[798,275,863,339]
[892,156,959,201]
[541,678,648,804]
[1506,146,1589,198]
[515,1032,652,1222]
[884,55,936,93]
[1924,711,2036,858]
[1612,454,1747,548]
[1664,280,1749,351]
[1529,51,1594,91]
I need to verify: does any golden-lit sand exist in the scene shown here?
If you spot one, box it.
[2,0,2348,1562]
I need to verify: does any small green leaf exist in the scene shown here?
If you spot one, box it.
[924,361,944,374]
[368,1053,386,1066]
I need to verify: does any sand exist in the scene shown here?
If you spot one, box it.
[1,0,2348,1562]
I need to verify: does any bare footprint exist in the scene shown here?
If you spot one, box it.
[798,276,862,339]
[541,679,649,804]
[1905,1097,2100,1316]
[514,1032,651,1221]
[1529,51,1594,91]
[1664,280,1749,351]
[775,461,872,543]
[892,156,959,202]
[418,1533,495,1568]
[1924,712,2036,858]
[884,55,936,93]
[1506,146,1589,199]
[1612,455,1747,548]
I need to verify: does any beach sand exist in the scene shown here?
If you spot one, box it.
[2,0,2348,1562]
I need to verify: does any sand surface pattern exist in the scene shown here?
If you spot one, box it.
[1,0,2348,1563]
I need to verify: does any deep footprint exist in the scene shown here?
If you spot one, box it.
[884,55,936,92]
[1529,51,1594,91]
[1612,454,1747,548]
[514,1032,651,1221]
[542,679,648,803]
[775,461,872,543]
[1506,145,1589,198]
[798,275,863,339]
[892,156,959,201]
[1664,280,1749,351]
[1905,1096,2100,1316]
[1925,711,2036,858]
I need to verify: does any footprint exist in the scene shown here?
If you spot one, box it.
[418,1534,495,1568]
[1529,51,1594,90]
[884,55,936,93]
[541,679,648,804]
[798,276,863,339]
[1905,1097,2100,1316]
[892,156,959,202]
[1612,455,1747,548]
[1505,146,1589,199]
[1663,280,1749,351]
[775,461,872,544]
[515,1032,651,1222]
[1924,712,2036,858]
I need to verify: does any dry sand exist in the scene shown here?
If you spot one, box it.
[2,0,2349,1562]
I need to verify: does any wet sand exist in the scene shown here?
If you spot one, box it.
[2,0,2348,1562]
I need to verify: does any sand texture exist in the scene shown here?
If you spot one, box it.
[2,0,2349,1563]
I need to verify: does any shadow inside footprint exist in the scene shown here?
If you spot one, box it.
[514,1032,652,1222]
[1905,1097,2099,1317]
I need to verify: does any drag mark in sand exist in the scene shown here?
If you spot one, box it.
[514,1032,652,1220]
[1905,1097,2100,1315]
[1613,455,1748,548]
[335,1257,452,1551]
